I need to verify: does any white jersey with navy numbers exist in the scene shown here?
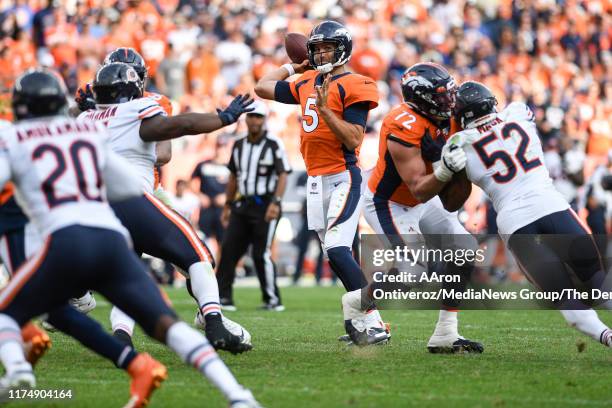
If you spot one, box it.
[0,116,137,238]
[78,97,166,193]
[450,102,569,235]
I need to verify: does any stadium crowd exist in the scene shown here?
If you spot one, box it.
[0,0,610,241]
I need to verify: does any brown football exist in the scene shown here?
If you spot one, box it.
[284,32,309,64]
[439,170,472,212]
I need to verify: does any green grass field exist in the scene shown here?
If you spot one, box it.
[14,286,612,407]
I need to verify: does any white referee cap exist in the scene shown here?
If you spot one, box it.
[247,100,268,117]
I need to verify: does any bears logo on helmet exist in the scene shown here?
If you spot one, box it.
[92,63,144,105]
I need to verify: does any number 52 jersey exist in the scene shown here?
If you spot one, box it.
[450,102,569,235]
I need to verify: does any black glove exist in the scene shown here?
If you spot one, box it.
[217,94,255,126]
[75,83,96,112]
[420,128,446,163]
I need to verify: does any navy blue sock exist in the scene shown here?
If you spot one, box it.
[47,305,137,369]
[327,246,367,291]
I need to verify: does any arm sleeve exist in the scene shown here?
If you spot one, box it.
[103,150,143,202]
[342,102,370,128]
[136,100,167,120]
[274,81,299,104]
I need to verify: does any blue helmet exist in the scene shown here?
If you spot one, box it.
[307,21,352,74]
[454,81,498,129]
[12,68,68,120]
[93,63,143,105]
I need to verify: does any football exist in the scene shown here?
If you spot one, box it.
[284,32,308,64]
[439,170,472,212]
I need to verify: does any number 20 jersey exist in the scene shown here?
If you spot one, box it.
[453,102,569,235]
[0,117,127,237]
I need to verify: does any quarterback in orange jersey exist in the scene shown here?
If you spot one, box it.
[256,21,390,346]
[361,63,483,353]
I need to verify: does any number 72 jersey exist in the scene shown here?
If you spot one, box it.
[450,102,569,235]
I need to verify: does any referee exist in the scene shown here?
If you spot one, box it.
[217,100,291,311]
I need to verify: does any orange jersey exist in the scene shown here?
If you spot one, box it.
[0,183,14,205]
[288,70,378,176]
[368,103,445,207]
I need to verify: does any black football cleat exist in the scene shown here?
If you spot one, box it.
[427,338,484,354]
[204,314,252,354]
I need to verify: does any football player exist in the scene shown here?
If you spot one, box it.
[0,68,261,408]
[255,20,389,346]
[441,81,611,347]
[353,63,483,353]
[78,62,254,353]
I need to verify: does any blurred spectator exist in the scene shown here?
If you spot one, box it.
[170,179,200,223]
[215,29,252,91]
[157,42,185,100]
[185,36,220,96]
[190,135,232,250]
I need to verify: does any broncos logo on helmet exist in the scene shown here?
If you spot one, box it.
[401,63,456,122]
[307,21,352,74]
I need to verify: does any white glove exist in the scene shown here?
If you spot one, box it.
[434,144,467,182]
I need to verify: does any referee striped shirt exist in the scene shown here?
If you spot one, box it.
[228,132,292,197]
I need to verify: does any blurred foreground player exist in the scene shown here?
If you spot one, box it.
[446,81,611,347]
[0,68,261,407]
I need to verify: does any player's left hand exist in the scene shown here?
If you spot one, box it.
[315,75,330,110]
[442,144,467,173]
[420,128,446,162]
[218,94,255,126]
[264,202,280,222]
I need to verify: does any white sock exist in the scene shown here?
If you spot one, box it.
[560,309,610,345]
[166,322,248,401]
[341,290,363,320]
[0,314,31,375]
[189,262,221,316]
[110,306,135,336]
[432,310,459,337]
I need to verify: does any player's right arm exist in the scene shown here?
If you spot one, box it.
[254,60,310,101]
[139,94,254,142]
[387,138,447,203]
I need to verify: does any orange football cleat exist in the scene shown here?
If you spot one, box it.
[21,323,51,366]
[124,353,168,408]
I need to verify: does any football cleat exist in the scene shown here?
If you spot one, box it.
[427,335,484,354]
[194,311,252,346]
[259,303,285,312]
[344,310,390,347]
[21,323,52,366]
[125,353,167,408]
[69,291,97,314]
[0,364,35,402]
[339,322,390,344]
[220,299,237,312]
[200,313,252,354]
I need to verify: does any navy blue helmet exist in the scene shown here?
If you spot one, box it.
[92,62,144,105]
[12,68,68,120]
[307,21,352,73]
[401,63,457,121]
